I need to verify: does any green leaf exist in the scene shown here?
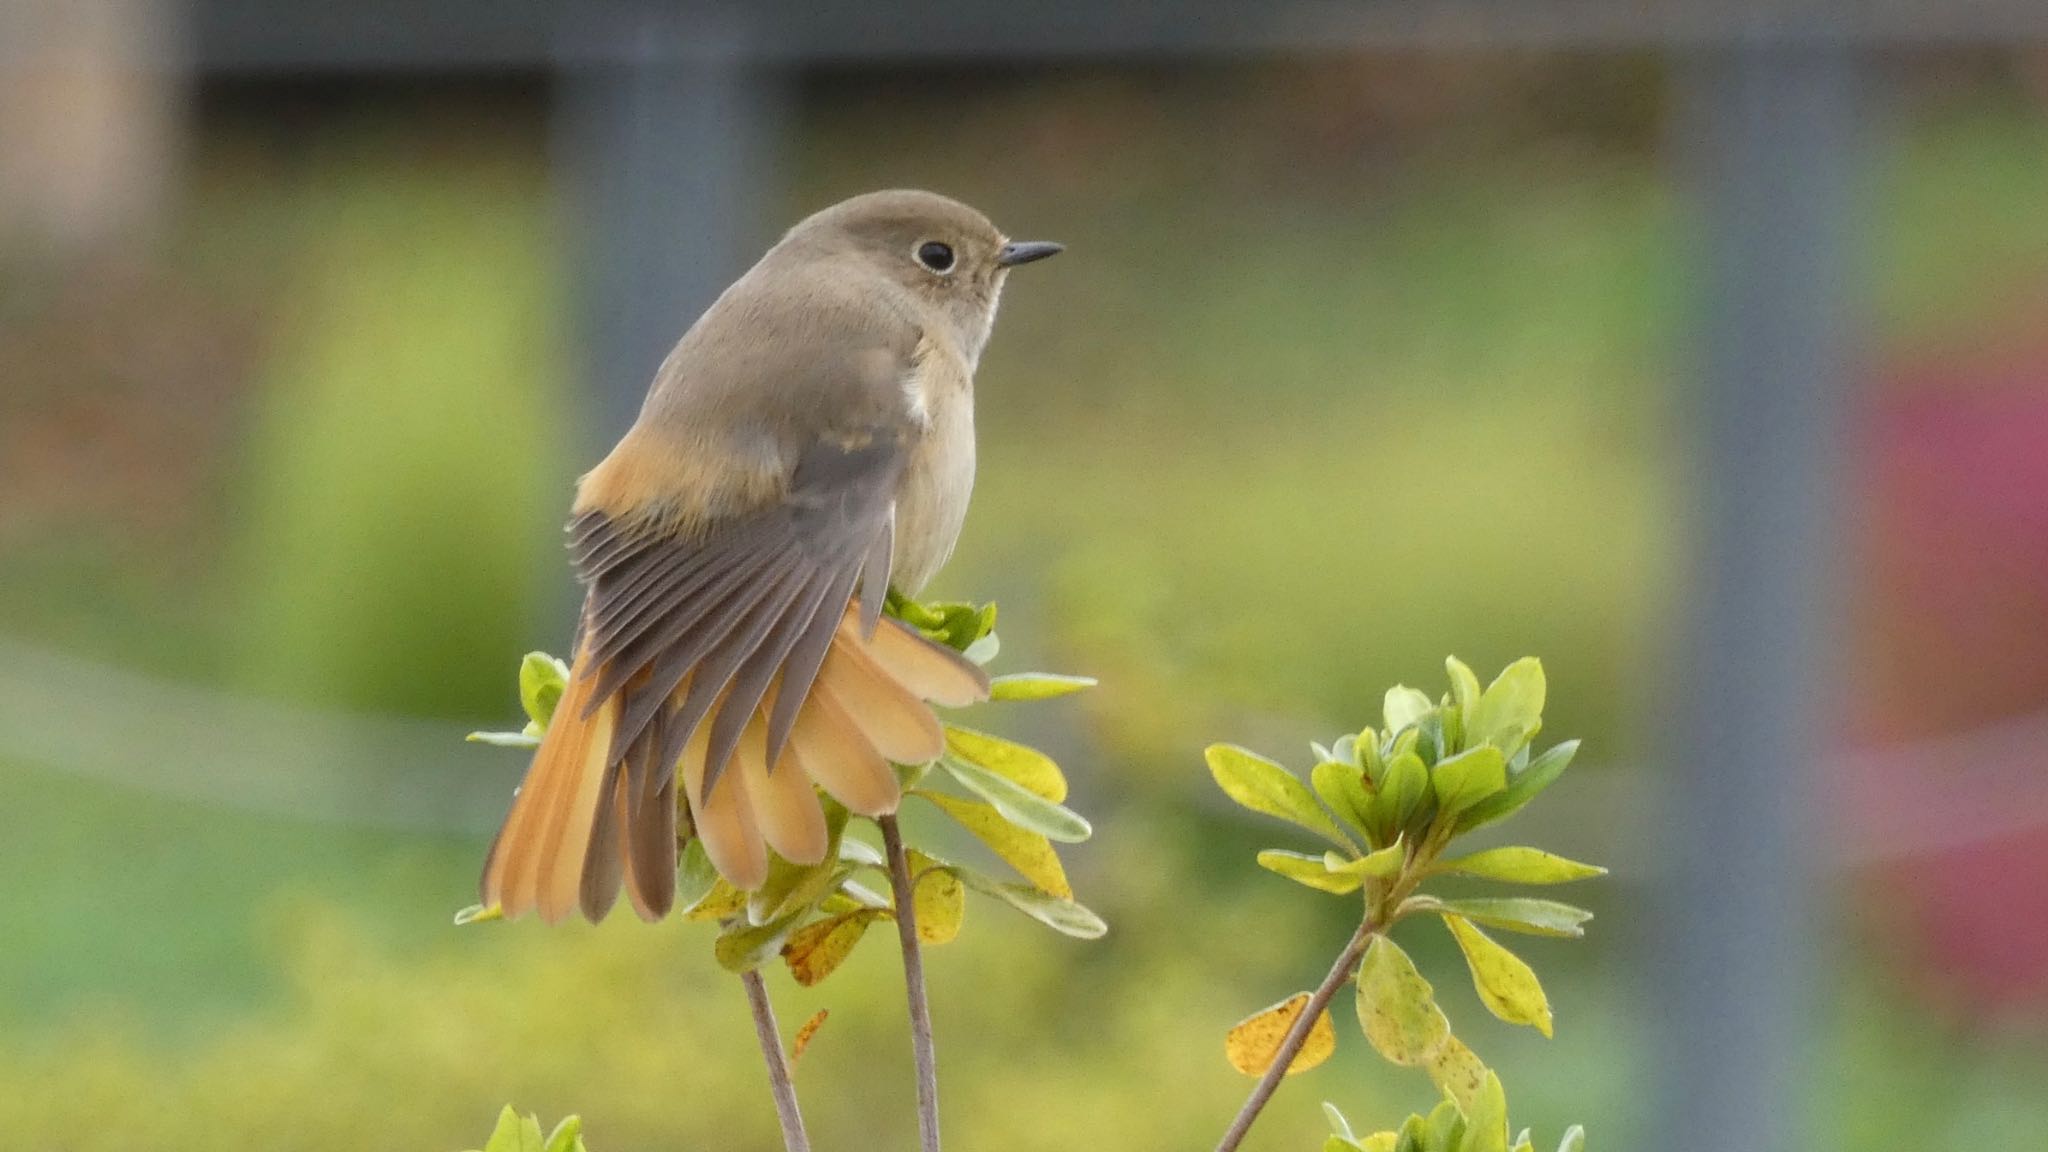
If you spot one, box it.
[944,725,1070,803]
[1430,897,1592,939]
[1258,850,1364,895]
[714,910,805,972]
[1414,712,1446,765]
[1464,658,1545,757]
[963,632,1001,665]
[1324,1103,1358,1141]
[518,652,570,729]
[1456,740,1579,834]
[1357,727,1386,785]
[1396,1113,1429,1152]
[466,729,541,748]
[1205,744,1351,847]
[955,866,1107,938]
[987,672,1098,701]
[453,903,503,926]
[1429,746,1506,819]
[1378,752,1432,836]
[1449,651,1482,713]
[937,757,1090,842]
[1422,1097,1464,1152]
[1435,846,1605,885]
[1462,1071,1510,1152]
[479,1107,547,1152]
[1312,759,1377,844]
[477,1107,525,1152]
[889,595,998,653]
[1355,936,1450,1065]
[750,805,852,923]
[919,791,1072,898]
[1445,915,1554,1037]
[675,839,721,910]
[1437,702,1464,756]
[838,837,887,868]
[1556,1125,1586,1152]
[1325,844,1405,882]
[1382,686,1434,734]
[543,1116,586,1152]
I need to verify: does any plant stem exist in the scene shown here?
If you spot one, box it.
[880,813,943,1152]
[740,967,813,1152]
[1214,918,1379,1152]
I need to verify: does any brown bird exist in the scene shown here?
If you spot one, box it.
[480,190,1062,923]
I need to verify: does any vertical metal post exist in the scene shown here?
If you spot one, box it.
[1658,42,1861,1152]
[551,0,785,452]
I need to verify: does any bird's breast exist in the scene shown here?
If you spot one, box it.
[891,352,976,596]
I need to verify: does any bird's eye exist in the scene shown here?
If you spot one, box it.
[915,241,955,274]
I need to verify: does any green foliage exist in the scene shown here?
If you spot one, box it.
[228,157,566,720]
[466,1106,588,1152]
[1208,657,1601,1152]
[461,595,1107,989]
[467,652,567,748]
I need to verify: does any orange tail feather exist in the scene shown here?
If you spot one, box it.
[480,607,990,919]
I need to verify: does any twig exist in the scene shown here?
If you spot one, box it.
[880,813,943,1152]
[740,967,813,1152]
[1214,919,1379,1152]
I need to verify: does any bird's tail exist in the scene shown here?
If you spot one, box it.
[480,608,986,923]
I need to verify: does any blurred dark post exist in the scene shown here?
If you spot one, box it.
[551,0,784,452]
[1658,41,1860,1152]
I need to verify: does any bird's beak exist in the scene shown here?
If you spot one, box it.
[996,240,1063,267]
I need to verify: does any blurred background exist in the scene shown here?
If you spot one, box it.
[4,2,2048,1149]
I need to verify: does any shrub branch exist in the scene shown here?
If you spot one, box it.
[1214,918,1379,1152]
[740,968,813,1152]
[881,813,944,1152]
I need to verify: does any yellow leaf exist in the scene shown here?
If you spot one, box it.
[913,866,966,945]
[919,792,1072,899]
[944,725,1068,802]
[1425,1034,1491,1111]
[1224,992,1337,1078]
[452,903,503,926]
[780,911,879,987]
[1354,936,1450,1065]
[1205,744,1351,847]
[986,672,1098,702]
[1445,915,1553,1037]
[789,1009,829,1070]
[682,878,748,923]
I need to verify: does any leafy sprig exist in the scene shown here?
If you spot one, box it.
[463,1107,587,1152]
[1208,657,1602,1152]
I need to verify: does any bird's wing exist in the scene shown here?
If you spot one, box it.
[574,431,914,787]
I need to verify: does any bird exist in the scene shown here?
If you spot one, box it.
[480,189,1062,924]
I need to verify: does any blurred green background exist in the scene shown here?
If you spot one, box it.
[6,27,2048,1152]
